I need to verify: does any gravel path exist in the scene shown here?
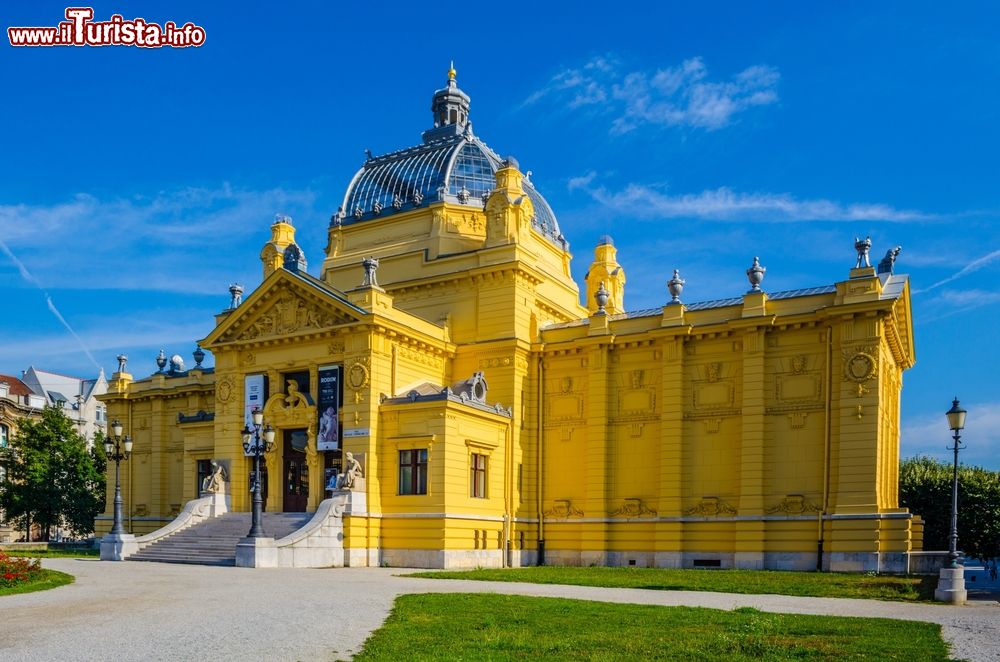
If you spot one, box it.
[0,559,995,661]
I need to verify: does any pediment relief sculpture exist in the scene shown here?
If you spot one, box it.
[232,291,343,341]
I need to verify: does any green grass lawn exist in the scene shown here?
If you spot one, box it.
[352,593,951,661]
[0,570,74,597]
[405,566,938,602]
[3,548,99,558]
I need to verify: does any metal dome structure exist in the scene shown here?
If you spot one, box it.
[336,69,566,248]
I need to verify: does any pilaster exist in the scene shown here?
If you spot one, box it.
[832,315,881,515]
[658,335,685,516]
[585,342,610,560]
[736,326,767,568]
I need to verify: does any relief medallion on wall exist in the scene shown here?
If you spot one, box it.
[842,345,878,397]
[216,375,235,404]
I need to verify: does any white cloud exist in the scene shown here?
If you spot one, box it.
[585,183,930,222]
[567,171,598,191]
[0,321,210,364]
[0,238,100,370]
[912,249,1000,294]
[0,184,319,294]
[934,289,1000,307]
[902,401,1000,469]
[916,288,1000,324]
[524,55,780,133]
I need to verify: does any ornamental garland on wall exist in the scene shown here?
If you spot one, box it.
[764,495,822,515]
[684,497,737,517]
[543,499,584,519]
[609,498,657,518]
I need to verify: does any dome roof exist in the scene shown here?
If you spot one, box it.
[335,70,565,248]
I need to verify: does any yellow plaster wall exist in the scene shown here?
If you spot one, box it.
[96,174,916,570]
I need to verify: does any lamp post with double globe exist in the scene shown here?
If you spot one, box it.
[935,397,968,604]
[945,398,967,567]
[241,407,275,538]
[103,418,133,535]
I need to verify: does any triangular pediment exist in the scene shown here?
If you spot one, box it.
[202,270,368,347]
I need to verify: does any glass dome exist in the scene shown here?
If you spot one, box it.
[339,135,564,247]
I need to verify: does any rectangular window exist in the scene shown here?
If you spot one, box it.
[470,453,487,498]
[398,449,427,495]
[0,424,7,448]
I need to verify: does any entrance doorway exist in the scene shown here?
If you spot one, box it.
[283,429,309,512]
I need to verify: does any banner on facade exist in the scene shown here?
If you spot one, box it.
[316,365,341,451]
[243,374,266,456]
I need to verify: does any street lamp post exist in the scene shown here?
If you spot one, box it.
[935,397,968,604]
[945,397,967,568]
[103,418,133,536]
[241,407,275,538]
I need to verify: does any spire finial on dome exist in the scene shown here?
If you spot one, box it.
[423,63,471,142]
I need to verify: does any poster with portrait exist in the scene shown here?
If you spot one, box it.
[243,374,267,456]
[316,365,341,451]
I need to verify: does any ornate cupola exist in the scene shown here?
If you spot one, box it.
[260,214,307,279]
[585,235,626,315]
[422,63,472,143]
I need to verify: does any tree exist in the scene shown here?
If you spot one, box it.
[0,406,105,540]
[899,456,1000,562]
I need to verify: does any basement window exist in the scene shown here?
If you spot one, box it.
[693,559,722,569]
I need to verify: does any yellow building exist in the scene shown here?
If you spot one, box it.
[98,69,920,571]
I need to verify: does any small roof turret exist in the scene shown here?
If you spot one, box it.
[422,63,472,143]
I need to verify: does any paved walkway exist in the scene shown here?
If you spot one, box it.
[0,559,996,661]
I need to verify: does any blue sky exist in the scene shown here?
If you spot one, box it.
[1,2,997,468]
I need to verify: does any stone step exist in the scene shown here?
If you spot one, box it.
[133,549,234,558]
[126,511,314,566]
[131,548,235,557]
[130,556,235,567]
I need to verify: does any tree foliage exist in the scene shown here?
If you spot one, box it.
[0,406,105,539]
[899,456,1000,562]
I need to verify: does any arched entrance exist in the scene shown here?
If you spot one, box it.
[283,429,309,512]
[262,380,324,512]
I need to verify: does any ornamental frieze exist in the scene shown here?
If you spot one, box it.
[399,346,444,370]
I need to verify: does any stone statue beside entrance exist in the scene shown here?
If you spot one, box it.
[339,452,363,490]
[326,452,364,491]
[199,460,230,517]
[201,460,227,494]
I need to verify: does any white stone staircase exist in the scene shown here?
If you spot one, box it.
[128,512,312,566]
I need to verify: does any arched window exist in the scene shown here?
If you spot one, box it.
[449,109,457,124]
